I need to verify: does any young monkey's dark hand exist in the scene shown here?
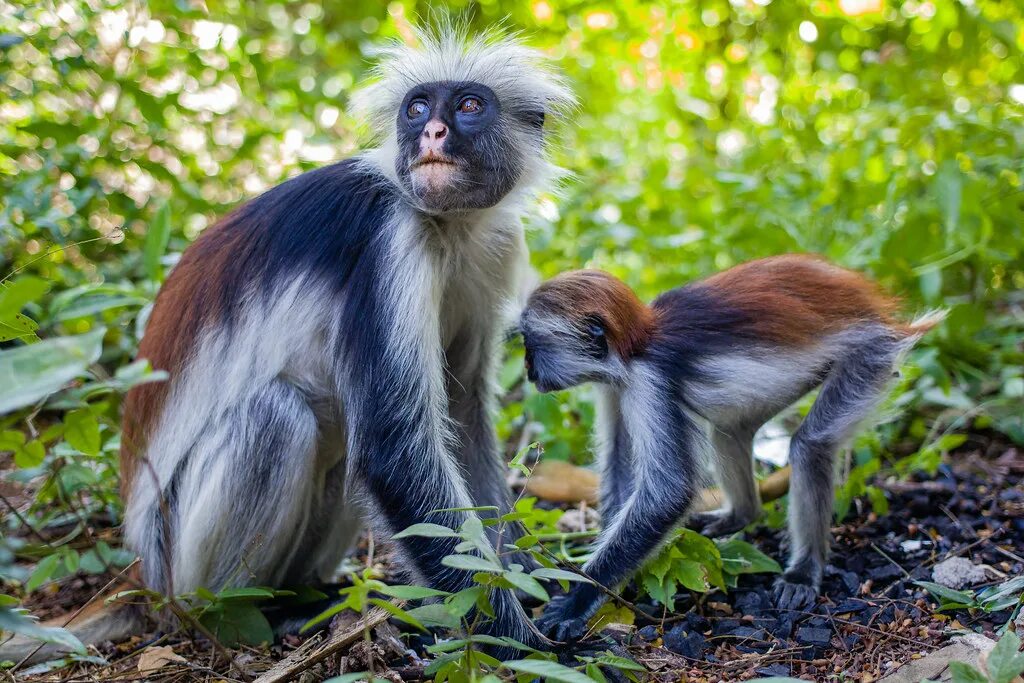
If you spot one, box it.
[535,585,603,644]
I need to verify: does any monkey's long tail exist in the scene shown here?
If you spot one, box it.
[0,584,147,667]
[896,309,948,340]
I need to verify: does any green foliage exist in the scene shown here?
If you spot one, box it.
[915,575,1024,615]
[638,530,782,608]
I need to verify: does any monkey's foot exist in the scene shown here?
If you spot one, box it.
[535,590,601,644]
[686,509,754,537]
[772,576,819,613]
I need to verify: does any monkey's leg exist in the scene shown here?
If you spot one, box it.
[536,381,703,643]
[687,426,760,537]
[774,335,900,611]
[594,387,634,528]
[170,380,320,594]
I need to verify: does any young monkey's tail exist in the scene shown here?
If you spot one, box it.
[895,309,948,340]
[0,581,148,666]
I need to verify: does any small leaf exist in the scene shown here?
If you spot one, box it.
[503,659,597,683]
[441,554,502,573]
[26,554,60,592]
[144,203,172,281]
[948,661,989,683]
[503,571,549,601]
[377,584,450,600]
[137,645,187,675]
[0,328,105,413]
[199,600,272,647]
[717,538,782,575]
[368,598,426,632]
[985,630,1024,683]
[0,606,85,655]
[392,523,460,539]
[914,581,977,606]
[531,567,593,583]
[64,408,101,456]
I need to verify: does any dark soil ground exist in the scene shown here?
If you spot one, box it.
[10,440,1024,682]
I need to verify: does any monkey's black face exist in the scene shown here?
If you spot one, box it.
[520,314,613,393]
[395,81,531,212]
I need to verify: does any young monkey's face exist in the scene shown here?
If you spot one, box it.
[519,310,615,392]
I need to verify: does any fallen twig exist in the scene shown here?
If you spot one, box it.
[252,603,397,683]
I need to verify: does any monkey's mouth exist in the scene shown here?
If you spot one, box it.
[412,154,458,169]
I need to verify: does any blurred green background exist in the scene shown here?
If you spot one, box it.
[0,0,1022,596]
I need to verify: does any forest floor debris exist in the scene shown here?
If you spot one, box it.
[6,442,1023,682]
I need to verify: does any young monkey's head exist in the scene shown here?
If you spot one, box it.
[519,270,654,392]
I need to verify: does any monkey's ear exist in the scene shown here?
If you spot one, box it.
[582,314,608,358]
[524,110,545,129]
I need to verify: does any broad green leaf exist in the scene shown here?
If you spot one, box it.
[948,662,989,683]
[0,606,85,655]
[26,554,61,592]
[199,600,273,647]
[441,554,502,573]
[986,630,1024,683]
[392,523,460,539]
[503,571,549,601]
[531,568,593,583]
[503,659,597,683]
[377,584,450,600]
[144,203,172,281]
[64,408,101,456]
[913,581,976,606]
[717,538,783,575]
[0,328,105,414]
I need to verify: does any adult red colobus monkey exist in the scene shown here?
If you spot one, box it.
[519,256,943,642]
[117,27,573,649]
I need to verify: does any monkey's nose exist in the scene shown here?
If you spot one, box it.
[423,120,447,140]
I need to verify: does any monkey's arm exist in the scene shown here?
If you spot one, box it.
[341,265,541,649]
[537,375,703,643]
[593,387,634,528]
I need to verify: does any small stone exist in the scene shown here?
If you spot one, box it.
[931,557,988,589]
[756,664,792,677]
[663,626,705,659]
[637,625,659,641]
[731,626,766,641]
[795,626,832,646]
[829,599,868,615]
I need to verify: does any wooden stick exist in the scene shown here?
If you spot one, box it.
[524,460,791,511]
[252,604,397,683]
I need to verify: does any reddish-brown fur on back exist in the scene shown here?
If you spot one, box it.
[120,220,244,498]
[528,270,655,357]
[701,254,908,346]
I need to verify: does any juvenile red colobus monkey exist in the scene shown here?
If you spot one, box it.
[519,255,942,641]
[116,27,573,651]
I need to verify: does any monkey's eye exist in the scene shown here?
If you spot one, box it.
[407,100,429,120]
[457,97,483,114]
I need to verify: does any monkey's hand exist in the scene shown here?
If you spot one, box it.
[535,585,603,645]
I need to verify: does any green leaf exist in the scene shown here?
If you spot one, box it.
[441,554,502,573]
[717,538,783,575]
[26,554,61,592]
[0,606,86,655]
[913,581,977,606]
[368,598,426,632]
[0,328,105,414]
[531,568,593,583]
[948,661,989,683]
[673,559,710,593]
[986,630,1024,683]
[64,408,101,456]
[404,603,461,630]
[377,584,450,600]
[199,600,273,647]
[503,571,549,601]
[216,587,276,600]
[503,659,597,683]
[144,203,172,281]
[392,523,460,539]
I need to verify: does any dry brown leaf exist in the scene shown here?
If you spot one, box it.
[137,645,187,675]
